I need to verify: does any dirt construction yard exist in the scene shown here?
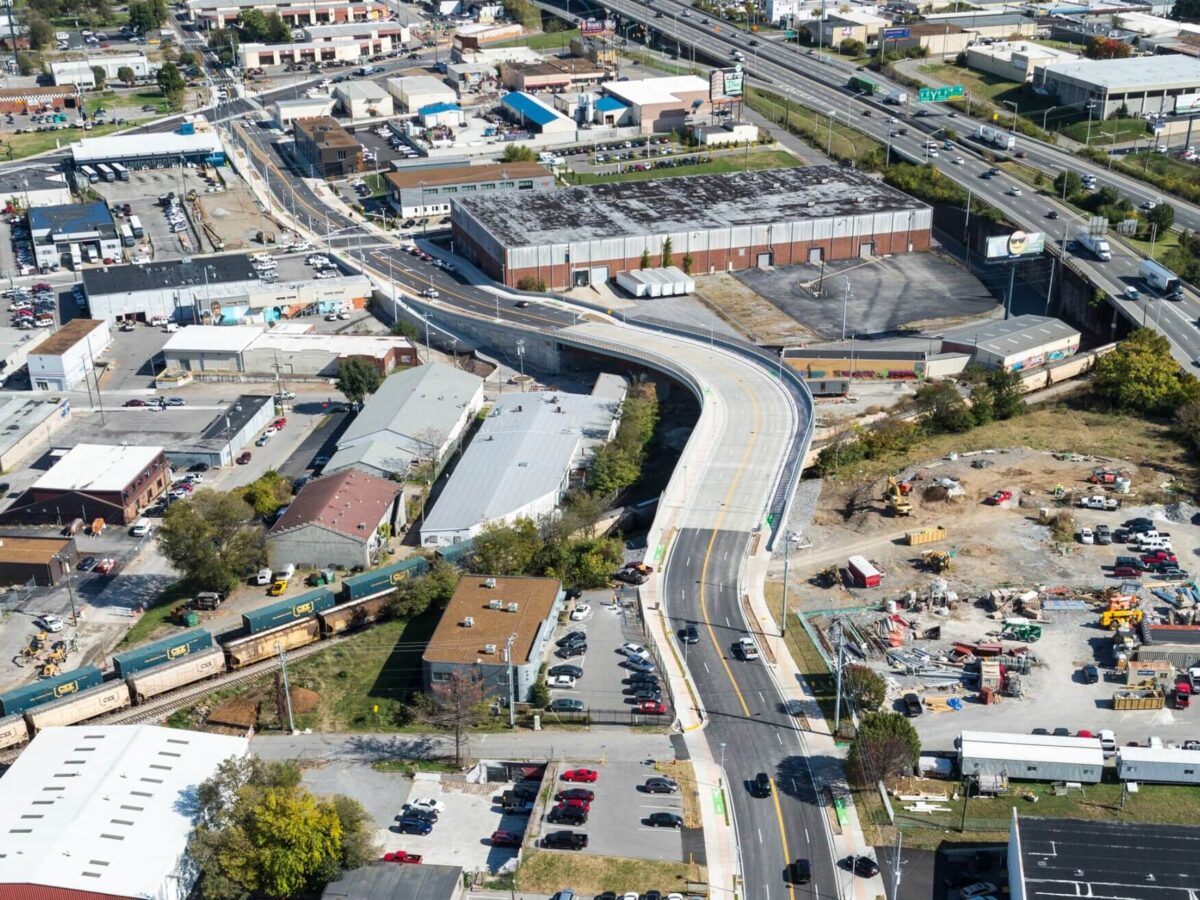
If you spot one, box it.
[785,445,1200,752]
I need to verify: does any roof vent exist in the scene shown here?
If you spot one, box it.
[855,196,865,203]
[484,577,497,588]
[507,602,519,612]
[483,643,497,654]
[463,616,474,627]
[488,599,502,609]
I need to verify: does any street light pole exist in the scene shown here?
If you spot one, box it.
[826,109,836,156]
[515,338,526,390]
[54,553,78,626]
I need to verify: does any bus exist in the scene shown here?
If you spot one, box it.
[110,162,129,181]
[129,216,144,239]
[78,165,98,184]
[96,164,115,182]
[120,223,134,247]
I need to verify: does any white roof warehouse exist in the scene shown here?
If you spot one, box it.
[0,725,247,900]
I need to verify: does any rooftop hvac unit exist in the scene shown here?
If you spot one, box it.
[507,602,519,612]
[463,616,475,627]
[484,643,497,654]
[484,577,497,588]
[488,599,502,610]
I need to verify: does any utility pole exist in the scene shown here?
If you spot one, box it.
[833,619,845,734]
[277,642,295,733]
[55,554,78,626]
[503,634,516,728]
[780,533,793,636]
[890,831,904,900]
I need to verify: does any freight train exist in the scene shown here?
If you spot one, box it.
[0,556,431,752]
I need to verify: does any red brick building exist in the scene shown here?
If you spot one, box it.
[0,86,80,115]
[451,166,932,290]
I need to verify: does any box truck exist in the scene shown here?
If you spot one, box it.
[975,124,1016,151]
[1139,259,1184,299]
[885,89,907,105]
[1072,226,1112,261]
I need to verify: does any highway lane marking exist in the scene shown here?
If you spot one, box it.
[758,828,764,844]
[703,661,710,674]
[776,731,783,745]
[725,616,731,627]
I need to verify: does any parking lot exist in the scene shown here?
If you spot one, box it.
[93,168,219,260]
[547,588,674,722]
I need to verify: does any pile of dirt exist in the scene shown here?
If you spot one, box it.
[290,687,319,715]
[207,696,258,728]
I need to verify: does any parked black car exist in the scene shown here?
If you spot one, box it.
[647,812,683,828]
[845,856,880,878]
[902,693,922,717]
[542,830,587,850]
[555,643,586,660]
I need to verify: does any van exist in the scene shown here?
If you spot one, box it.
[1099,729,1116,755]
[255,568,272,585]
[130,518,151,537]
[273,563,295,582]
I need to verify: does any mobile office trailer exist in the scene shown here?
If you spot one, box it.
[847,555,883,588]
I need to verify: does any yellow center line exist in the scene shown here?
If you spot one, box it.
[693,353,795,900]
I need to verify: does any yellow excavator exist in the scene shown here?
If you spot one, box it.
[884,476,913,517]
[1100,608,1144,629]
[921,550,952,573]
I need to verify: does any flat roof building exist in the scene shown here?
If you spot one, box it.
[69,130,226,168]
[326,362,484,481]
[941,314,1080,371]
[0,395,72,472]
[600,75,711,134]
[274,95,336,128]
[294,116,364,179]
[335,79,394,118]
[27,317,112,390]
[384,161,553,218]
[0,161,74,208]
[166,394,274,469]
[1,443,168,526]
[323,862,465,900]
[0,85,80,115]
[50,54,154,87]
[0,534,76,586]
[422,574,564,700]
[959,729,1104,782]
[452,165,931,289]
[966,39,1081,81]
[28,200,122,271]
[1117,745,1200,784]
[500,91,576,134]
[1033,55,1200,117]
[502,57,607,92]
[239,30,406,66]
[0,724,248,900]
[388,74,457,111]
[268,468,403,569]
[421,380,623,548]
[185,0,387,29]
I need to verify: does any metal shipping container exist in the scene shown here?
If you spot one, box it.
[0,665,103,717]
[1113,689,1165,710]
[0,714,29,751]
[906,526,948,547]
[224,618,320,669]
[25,681,131,732]
[320,594,392,636]
[241,588,335,634]
[112,628,215,678]
[341,557,430,602]
[126,645,225,702]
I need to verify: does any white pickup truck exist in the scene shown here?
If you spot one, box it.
[1078,495,1121,510]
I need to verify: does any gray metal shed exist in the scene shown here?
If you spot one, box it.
[959,730,1104,783]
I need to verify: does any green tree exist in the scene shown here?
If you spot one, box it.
[23,12,54,50]
[842,664,886,712]
[27,0,62,18]
[501,143,536,162]
[416,670,488,766]
[335,357,383,405]
[913,380,972,433]
[90,65,106,89]
[389,559,459,618]
[845,712,921,786]
[1093,328,1200,416]
[262,11,291,41]
[178,49,196,68]
[330,794,376,873]
[390,319,419,339]
[1147,202,1176,233]
[240,470,292,518]
[529,678,551,708]
[156,61,185,108]
[1174,0,1200,19]
[661,236,673,268]
[640,248,651,270]
[472,518,541,575]
[207,28,239,66]
[157,489,265,591]
[127,0,158,33]
[116,65,135,86]
[1177,396,1200,452]
[681,252,694,275]
[15,52,41,77]
[839,37,865,55]
[587,382,659,495]
[986,367,1025,419]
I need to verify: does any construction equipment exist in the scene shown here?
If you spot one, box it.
[38,662,60,679]
[921,550,953,573]
[46,643,66,664]
[906,525,947,546]
[884,476,913,517]
[1001,622,1042,642]
[1101,608,1144,629]
[1106,594,1139,613]
[1089,468,1127,485]
[815,565,844,588]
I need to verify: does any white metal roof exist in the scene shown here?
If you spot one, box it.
[1039,55,1200,89]
[1119,745,1200,765]
[162,324,264,354]
[601,75,708,107]
[335,80,390,100]
[0,725,247,899]
[32,443,164,493]
[960,730,1104,766]
[251,331,413,360]
[70,131,224,164]
[961,730,1101,748]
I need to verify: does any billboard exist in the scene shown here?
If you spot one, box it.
[1176,92,1200,115]
[985,230,1046,259]
[882,26,911,38]
[580,16,614,34]
[710,65,744,101]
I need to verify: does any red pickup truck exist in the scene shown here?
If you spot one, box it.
[382,851,423,864]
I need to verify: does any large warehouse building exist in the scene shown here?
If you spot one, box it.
[452,166,932,289]
[1033,55,1200,118]
[70,130,226,170]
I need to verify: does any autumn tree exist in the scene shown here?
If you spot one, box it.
[913,380,972,433]
[417,670,488,766]
[471,517,541,575]
[157,489,265,590]
[1093,328,1200,417]
[846,712,921,786]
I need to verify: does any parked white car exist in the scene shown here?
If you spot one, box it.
[407,797,446,813]
[619,642,649,660]
[570,604,591,621]
[548,674,577,689]
[34,614,64,633]
[1078,528,1095,545]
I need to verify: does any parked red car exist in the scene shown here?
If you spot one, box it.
[94,558,116,575]
[561,768,598,783]
[637,699,668,715]
[124,399,146,407]
[1143,551,1179,565]
[237,451,252,464]
[273,417,287,429]
[381,850,423,864]
[1112,566,1143,579]
[490,830,522,847]
[986,490,1013,506]
[555,798,590,812]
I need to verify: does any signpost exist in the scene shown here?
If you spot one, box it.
[918,85,965,103]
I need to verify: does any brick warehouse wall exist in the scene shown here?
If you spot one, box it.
[458,226,933,289]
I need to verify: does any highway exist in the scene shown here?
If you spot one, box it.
[573,0,1200,363]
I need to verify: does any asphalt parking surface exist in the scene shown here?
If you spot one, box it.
[277,407,350,480]
[736,250,998,340]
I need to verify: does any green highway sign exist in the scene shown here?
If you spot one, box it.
[918,85,965,103]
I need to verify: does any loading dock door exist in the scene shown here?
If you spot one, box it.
[590,265,608,285]
[756,252,773,269]
[808,248,823,264]
[859,242,875,259]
